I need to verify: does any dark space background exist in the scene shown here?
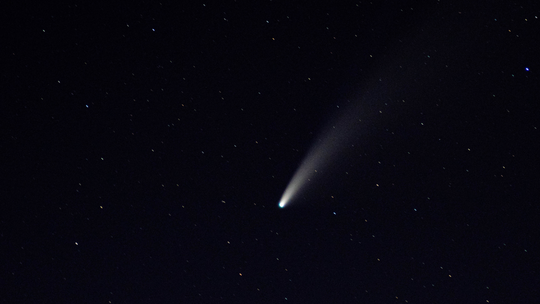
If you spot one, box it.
[2,0,539,303]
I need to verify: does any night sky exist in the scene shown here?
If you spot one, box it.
[3,1,540,303]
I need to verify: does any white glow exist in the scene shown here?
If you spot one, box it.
[278,119,351,208]
[276,26,436,209]
[278,176,301,208]
[278,93,369,209]
[277,146,325,208]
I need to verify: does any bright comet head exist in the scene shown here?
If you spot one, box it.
[278,169,305,208]
[278,187,292,208]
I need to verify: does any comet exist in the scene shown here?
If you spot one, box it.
[277,16,448,209]
[278,97,368,208]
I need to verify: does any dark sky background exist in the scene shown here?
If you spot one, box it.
[2,0,540,303]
